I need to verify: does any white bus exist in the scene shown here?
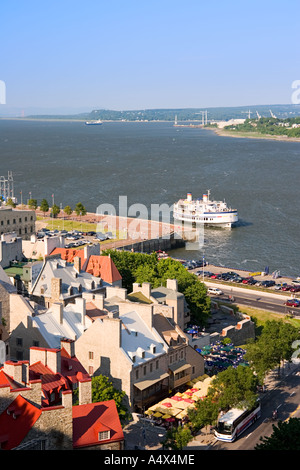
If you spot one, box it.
[214,400,261,442]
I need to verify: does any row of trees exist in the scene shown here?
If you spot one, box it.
[27,198,87,219]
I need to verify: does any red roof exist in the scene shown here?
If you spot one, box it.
[50,249,122,283]
[0,395,42,450]
[60,347,90,383]
[51,247,86,264]
[72,400,124,449]
[86,255,122,282]
[29,361,70,392]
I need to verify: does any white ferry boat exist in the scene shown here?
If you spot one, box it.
[173,191,238,228]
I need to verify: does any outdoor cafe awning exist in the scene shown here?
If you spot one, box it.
[134,371,169,391]
[168,361,192,374]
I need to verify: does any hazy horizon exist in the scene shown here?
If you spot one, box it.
[1,1,299,112]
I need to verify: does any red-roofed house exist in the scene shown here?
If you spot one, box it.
[73,399,124,450]
[0,342,124,450]
[29,339,90,406]
[50,247,122,287]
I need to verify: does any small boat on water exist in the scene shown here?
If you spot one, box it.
[173,191,238,228]
[85,119,103,125]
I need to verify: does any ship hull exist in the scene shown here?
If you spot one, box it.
[173,211,238,228]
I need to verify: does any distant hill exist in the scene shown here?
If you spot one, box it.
[26,104,300,122]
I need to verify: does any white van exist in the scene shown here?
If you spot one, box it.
[207,287,223,296]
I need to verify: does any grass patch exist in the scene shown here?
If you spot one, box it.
[37,217,126,242]
[237,305,300,332]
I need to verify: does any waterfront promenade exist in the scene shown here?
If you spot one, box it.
[34,207,297,282]
[34,208,188,251]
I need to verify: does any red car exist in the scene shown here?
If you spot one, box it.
[210,273,220,279]
[285,299,300,307]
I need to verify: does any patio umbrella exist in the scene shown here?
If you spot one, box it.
[153,412,162,418]
[161,402,172,408]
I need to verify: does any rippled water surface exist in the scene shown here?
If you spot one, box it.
[0,119,299,276]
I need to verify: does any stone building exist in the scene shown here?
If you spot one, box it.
[74,285,204,412]
[0,207,36,240]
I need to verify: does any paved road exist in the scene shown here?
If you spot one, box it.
[206,282,292,315]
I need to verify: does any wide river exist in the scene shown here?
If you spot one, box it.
[0,119,299,276]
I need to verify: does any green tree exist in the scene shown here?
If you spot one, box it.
[207,365,259,411]
[40,199,49,216]
[245,320,300,383]
[51,203,60,218]
[75,202,87,217]
[6,198,16,208]
[187,396,219,432]
[255,418,300,450]
[28,198,38,210]
[91,375,129,421]
[162,426,193,450]
[64,205,72,217]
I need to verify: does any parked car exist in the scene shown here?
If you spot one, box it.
[290,286,300,293]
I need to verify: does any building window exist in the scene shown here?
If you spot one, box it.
[89,351,94,359]
[33,340,39,347]
[143,366,146,376]
[16,337,23,346]
[135,369,139,380]
[156,360,159,369]
[13,219,16,224]
[88,366,93,375]
[98,431,110,441]
[150,363,153,373]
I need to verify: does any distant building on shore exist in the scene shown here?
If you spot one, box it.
[0,207,36,240]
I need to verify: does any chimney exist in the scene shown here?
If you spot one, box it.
[74,256,81,273]
[46,348,61,374]
[52,302,63,325]
[78,375,92,405]
[51,277,62,301]
[75,297,86,326]
[167,279,178,291]
[93,293,104,310]
[60,338,75,357]
[62,389,73,409]
[141,282,151,299]
[3,361,29,386]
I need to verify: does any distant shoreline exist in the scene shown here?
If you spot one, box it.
[208,127,300,143]
[2,117,300,142]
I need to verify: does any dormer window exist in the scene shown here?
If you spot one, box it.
[98,430,110,441]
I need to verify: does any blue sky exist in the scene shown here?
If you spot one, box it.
[1,0,300,112]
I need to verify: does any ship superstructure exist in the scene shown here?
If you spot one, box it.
[173,191,238,228]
